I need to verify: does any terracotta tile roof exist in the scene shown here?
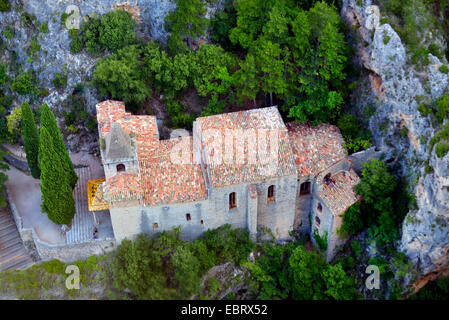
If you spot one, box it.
[316,168,360,216]
[96,101,206,206]
[196,107,297,187]
[139,136,207,206]
[96,100,159,142]
[286,122,347,178]
[103,173,142,203]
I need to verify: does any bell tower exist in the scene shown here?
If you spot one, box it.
[102,122,139,179]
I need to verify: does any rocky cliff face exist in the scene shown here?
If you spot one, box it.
[0,0,223,151]
[341,0,449,277]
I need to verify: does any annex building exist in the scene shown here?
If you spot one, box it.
[90,100,360,260]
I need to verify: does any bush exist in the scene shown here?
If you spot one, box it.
[339,202,363,236]
[436,93,449,123]
[11,72,35,95]
[52,72,67,89]
[28,40,41,57]
[0,0,11,12]
[439,64,449,74]
[435,141,449,158]
[200,224,254,266]
[40,21,49,34]
[98,10,137,52]
[2,27,14,39]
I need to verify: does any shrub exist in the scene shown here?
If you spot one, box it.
[436,93,449,123]
[200,224,254,266]
[339,202,363,236]
[98,10,137,52]
[6,107,22,142]
[52,72,67,89]
[417,103,433,116]
[313,229,328,251]
[2,27,14,39]
[0,0,11,12]
[28,40,41,57]
[435,141,449,158]
[40,21,49,34]
[11,72,35,95]
[439,64,449,74]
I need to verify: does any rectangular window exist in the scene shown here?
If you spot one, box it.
[229,192,237,209]
[300,182,311,195]
[267,185,275,202]
[153,223,159,230]
[186,213,191,221]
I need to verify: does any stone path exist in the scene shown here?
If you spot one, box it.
[66,167,95,244]
[6,166,65,244]
[0,207,34,271]
[66,167,114,244]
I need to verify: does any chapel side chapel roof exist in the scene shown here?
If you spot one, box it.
[96,100,207,206]
[316,168,361,216]
[195,107,298,187]
[286,122,347,178]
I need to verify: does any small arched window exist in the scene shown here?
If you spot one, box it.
[229,192,237,209]
[267,185,275,202]
[186,213,191,221]
[116,163,126,172]
[317,202,323,213]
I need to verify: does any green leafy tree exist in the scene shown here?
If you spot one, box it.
[338,202,363,236]
[21,102,40,179]
[92,45,150,111]
[11,72,35,95]
[39,127,75,225]
[171,245,201,297]
[288,245,327,299]
[0,0,11,12]
[165,0,208,53]
[6,107,22,143]
[321,263,357,300]
[40,104,78,189]
[99,10,137,52]
[355,159,398,245]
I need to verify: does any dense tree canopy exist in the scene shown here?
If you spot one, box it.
[40,104,78,189]
[39,127,75,225]
[21,102,40,179]
[165,0,208,53]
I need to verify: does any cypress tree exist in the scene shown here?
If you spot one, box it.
[39,126,76,225]
[40,103,78,189]
[21,102,40,179]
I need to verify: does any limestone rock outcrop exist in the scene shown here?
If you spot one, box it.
[341,0,449,276]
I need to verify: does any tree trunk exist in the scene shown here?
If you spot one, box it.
[270,92,273,106]
[253,98,257,108]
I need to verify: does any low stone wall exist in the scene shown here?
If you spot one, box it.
[348,147,384,175]
[34,237,116,263]
[6,189,116,263]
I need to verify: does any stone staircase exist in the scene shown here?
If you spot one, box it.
[0,207,34,271]
[66,167,95,244]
